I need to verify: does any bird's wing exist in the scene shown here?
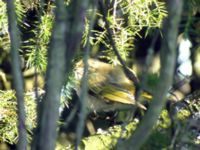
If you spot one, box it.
[89,83,135,105]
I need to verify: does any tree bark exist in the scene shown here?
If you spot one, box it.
[31,0,67,149]
[116,0,183,149]
[6,0,27,150]
[31,0,91,149]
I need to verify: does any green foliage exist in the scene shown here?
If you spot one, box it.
[64,0,71,5]
[120,0,167,28]
[90,0,167,65]
[0,0,54,72]
[61,72,77,105]
[176,109,191,120]
[0,0,24,53]
[186,0,200,13]
[26,13,54,72]
[140,110,171,150]
[82,17,90,47]
[180,0,200,40]
[0,90,36,144]
[0,2,8,37]
[157,110,171,129]
[20,0,39,10]
[0,0,199,149]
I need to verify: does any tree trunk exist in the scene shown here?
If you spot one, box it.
[117,0,183,149]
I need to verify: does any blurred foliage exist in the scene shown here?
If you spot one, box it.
[60,72,77,107]
[56,93,200,150]
[0,90,36,144]
[0,0,53,73]
[20,0,39,10]
[0,0,25,56]
[0,0,200,149]
[186,0,200,14]
[157,110,171,129]
[176,109,191,120]
[141,129,171,150]
[194,47,200,77]
[0,0,168,91]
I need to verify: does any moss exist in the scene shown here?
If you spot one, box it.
[79,121,138,150]
[157,110,171,129]
[141,110,172,150]
[176,109,191,120]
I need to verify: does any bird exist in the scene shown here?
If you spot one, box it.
[74,58,152,112]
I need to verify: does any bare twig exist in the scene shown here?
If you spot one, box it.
[34,0,45,114]
[135,31,159,99]
[62,103,79,129]
[169,120,180,149]
[75,2,97,149]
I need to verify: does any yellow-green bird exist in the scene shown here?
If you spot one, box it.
[74,59,152,111]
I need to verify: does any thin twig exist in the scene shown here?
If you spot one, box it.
[34,0,45,111]
[34,0,45,103]
[63,103,79,129]
[75,2,97,149]
[135,31,159,99]
[98,0,139,88]
[169,122,180,149]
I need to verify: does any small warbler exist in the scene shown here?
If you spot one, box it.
[74,59,152,111]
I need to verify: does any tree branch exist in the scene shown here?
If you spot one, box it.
[75,2,96,149]
[6,1,27,149]
[98,0,139,88]
[31,0,67,149]
[116,0,183,149]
